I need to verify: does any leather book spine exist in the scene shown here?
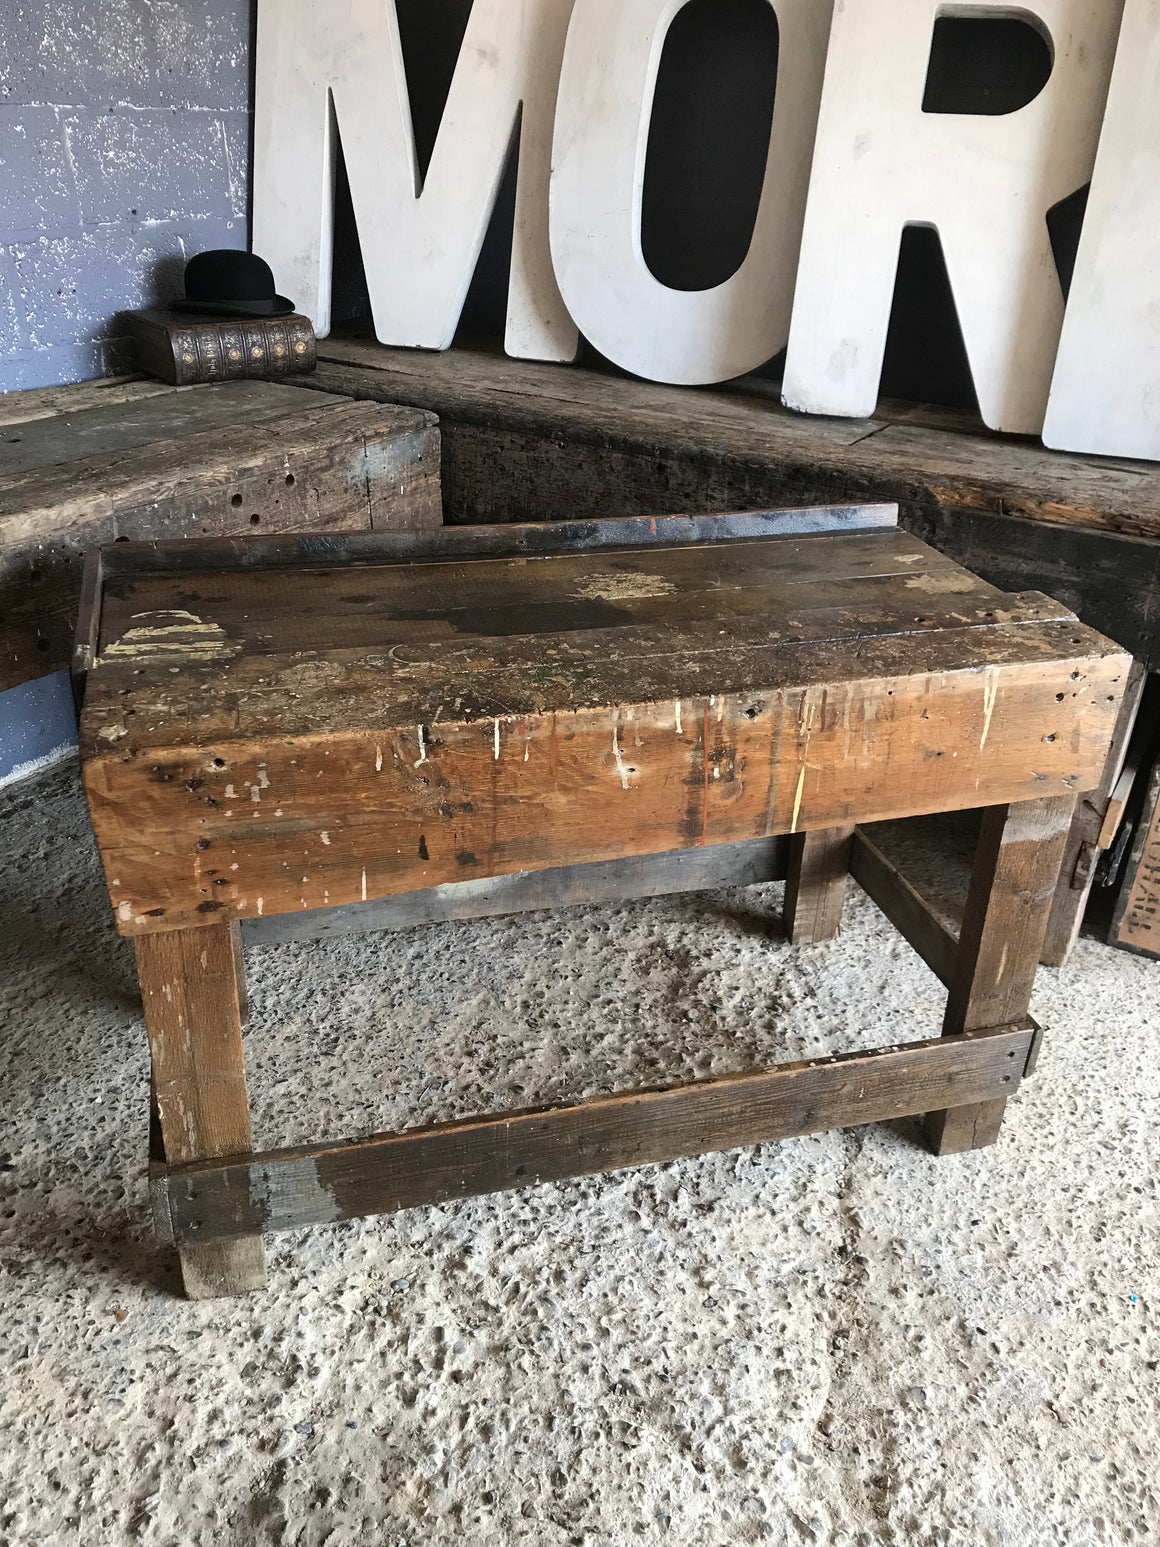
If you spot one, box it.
[127,311,317,384]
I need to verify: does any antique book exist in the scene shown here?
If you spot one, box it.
[126,308,317,386]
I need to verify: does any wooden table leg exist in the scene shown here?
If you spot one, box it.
[1040,661,1146,967]
[785,825,854,943]
[136,923,267,1298]
[925,793,1076,1155]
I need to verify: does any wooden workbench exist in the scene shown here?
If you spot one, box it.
[75,506,1129,1298]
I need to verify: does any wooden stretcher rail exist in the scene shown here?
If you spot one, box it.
[243,831,960,987]
[849,830,959,985]
[158,1020,1035,1247]
[242,835,790,946]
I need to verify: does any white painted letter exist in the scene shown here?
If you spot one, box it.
[253,0,578,360]
[1044,0,1160,459]
[550,0,833,385]
[782,0,1122,433]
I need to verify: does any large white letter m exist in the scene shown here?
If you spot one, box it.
[252,0,577,361]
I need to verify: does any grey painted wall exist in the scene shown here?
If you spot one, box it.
[0,0,252,392]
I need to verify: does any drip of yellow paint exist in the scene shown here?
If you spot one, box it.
[790,765,807,832]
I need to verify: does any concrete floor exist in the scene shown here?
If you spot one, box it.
[1,758,1157,1547]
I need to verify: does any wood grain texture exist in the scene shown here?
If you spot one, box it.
[135,923,255,1165]
[1,382,440,690]
[176,1237,268,1301]
[78,530,1131,936]
[925,793,1077,1155]
[0,373,178,428]
[135,922,266,1296]
[162,1022,1036,1246]
[784,825,854,943]
[72,507,893,694]
[911,506,1160,678]
[1040,660,1147,966]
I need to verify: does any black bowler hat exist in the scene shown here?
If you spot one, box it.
[174,249,295,317]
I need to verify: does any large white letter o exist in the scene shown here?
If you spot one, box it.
[550,0,833,385]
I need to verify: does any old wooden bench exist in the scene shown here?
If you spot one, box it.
[74,505,1130,1297]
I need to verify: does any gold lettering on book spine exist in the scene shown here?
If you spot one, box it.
[219,323,245,380]
[173,330,198,386]
[242,321,267,374]
[195,325,224,382]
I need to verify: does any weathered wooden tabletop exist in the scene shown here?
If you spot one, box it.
[79,522,1130,936]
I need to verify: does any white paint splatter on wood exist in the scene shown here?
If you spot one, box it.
[102,610,239,664]
[611,727,631,790]
[979,668,999,751]
[790,765,807,833]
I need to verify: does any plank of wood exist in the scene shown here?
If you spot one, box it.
[436,426,1160,671]
[0,374,179,428]
[309,341,1160,539]
[784,825,853,943]
[243,835,788,945]
[850,423,1160,540]
[86,502,899,581]
[849,828,958,985]
[307,341,889,457]
[72,507,894,692]
[135,922,266,1296]
[1108,756,1160,958]
[94,543,1012,661]
[135,924,255,1163]
[0,379,312,477]
[2,390,440,691]
[78,520,1109,742]
[0,393,439,548]
[925,793,1076,1155]
[79,608,1124,753]
[1098,762,1140,852]
[162,1022,1036,1246]
[81,622,1130,936]
[1040,659,1147,966]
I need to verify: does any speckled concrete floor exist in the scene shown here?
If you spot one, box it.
[1,759,1157,1547]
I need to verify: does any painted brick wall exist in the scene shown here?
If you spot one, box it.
[0,0,252,392]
